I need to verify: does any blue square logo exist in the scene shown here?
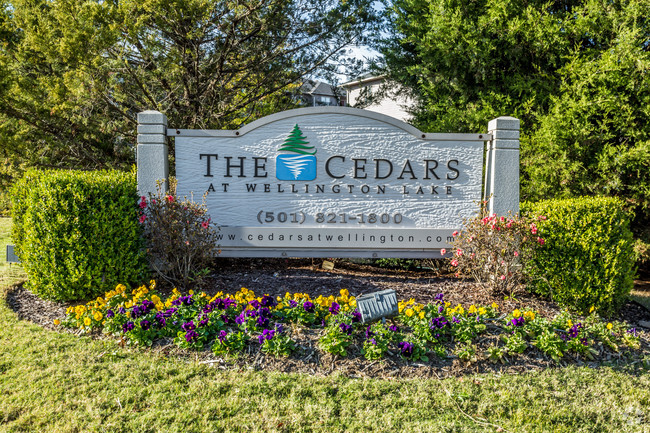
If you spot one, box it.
[276,155,317,181]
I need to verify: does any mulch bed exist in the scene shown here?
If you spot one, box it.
[5,258,650,379]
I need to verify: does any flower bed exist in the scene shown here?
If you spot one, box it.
[57,281,643,367]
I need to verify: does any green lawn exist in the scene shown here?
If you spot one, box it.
[1,217,650,432]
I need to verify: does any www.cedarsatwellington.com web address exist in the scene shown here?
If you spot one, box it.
[214,227,455,249]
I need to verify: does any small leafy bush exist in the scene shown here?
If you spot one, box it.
[362,322,400,360]
[319,317,355,357]
[448,204,543,296]
[212,330,248,356]
[523,196,636,315]
[11,169,148,301]
[396,339,429,361]
[258,324,296,357]
[140,181,219,289]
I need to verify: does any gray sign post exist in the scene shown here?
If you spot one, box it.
[484,117,520,216]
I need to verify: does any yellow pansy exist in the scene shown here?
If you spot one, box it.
[523,311,535,321]
[491,302,498,310]
[340,288,349,298]
[155,303,164,311]
[419,312,425,319]
[53,319,61,326]
[607,323,613,330]
[589,306,595,314]
[151,295,161,305]
[189,290,194,295]
[94,311,103,322]
[478,307,487,315]
[512,309,521,318]
[468,305,477,315]
[84,317,91,327]
[405,308,414,317]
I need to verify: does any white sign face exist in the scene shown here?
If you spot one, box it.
[174,107,485,257]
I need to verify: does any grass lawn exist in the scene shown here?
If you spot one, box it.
[1,217,650,432]
[630,282,650,312]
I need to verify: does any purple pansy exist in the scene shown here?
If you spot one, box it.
[397,341,414,357]
[185,330,199,343]
[303,301,315,313]
[260,295,276,308]
[181,321,196,332]
[122,321,134,333]
[339,323,353,335]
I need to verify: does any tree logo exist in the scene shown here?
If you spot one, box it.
[276,124,317,181]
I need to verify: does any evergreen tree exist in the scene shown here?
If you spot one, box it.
[0,0,379,169]
[379,0,650,241]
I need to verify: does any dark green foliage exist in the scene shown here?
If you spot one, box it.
[10,169,149,300]
[0,0,379,170]
[373,258,419,270]
[380,0,650,243]
[523,197,636,315]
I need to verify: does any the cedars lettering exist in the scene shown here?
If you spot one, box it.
[199,154,462,180]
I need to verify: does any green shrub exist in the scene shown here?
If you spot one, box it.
[11,169,149,301]
[522,196,636,315]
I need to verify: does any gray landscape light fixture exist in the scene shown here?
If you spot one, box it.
[356,289,398,323]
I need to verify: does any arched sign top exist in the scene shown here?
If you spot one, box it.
[169,106,489,142]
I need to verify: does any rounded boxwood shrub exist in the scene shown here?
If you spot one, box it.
[11,169,149,301]
[523,196,636,315]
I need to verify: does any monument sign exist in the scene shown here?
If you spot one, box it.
[137,107,519,258]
